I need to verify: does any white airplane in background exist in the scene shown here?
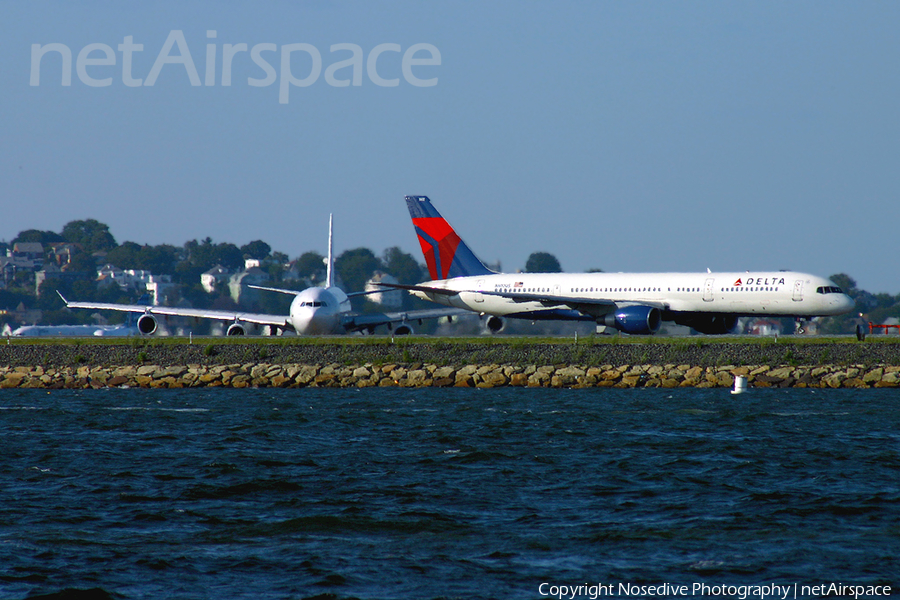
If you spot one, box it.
[61,215,463,336]
[383,196,854,335]
[8,324,138,337]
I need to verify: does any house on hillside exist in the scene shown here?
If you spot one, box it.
[47,243,78,266]
[201,265,230,293]
[365,271,402,309]
[12,242,43,265]
[229,267,268,305]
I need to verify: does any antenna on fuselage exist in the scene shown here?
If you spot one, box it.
[325,213,334,289]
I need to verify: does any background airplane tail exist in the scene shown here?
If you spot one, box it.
[325,213,334,288]
[405,195,494,280]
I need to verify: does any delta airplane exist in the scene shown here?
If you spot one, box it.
[61,215,463,336]
[383,196,854,335]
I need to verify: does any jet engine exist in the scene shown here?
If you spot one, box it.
[673,314,738,335]
[393,323,414,336]
[226,322,247,336]
[601,306,662,335]
[136,314,158,335]
[484,315,506,334]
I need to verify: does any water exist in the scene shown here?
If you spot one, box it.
[1,387,898,599]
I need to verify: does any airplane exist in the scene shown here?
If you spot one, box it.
[381,195,854,335]
[7,324,139,337]
[60,215,464,336]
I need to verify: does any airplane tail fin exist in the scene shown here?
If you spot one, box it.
[325,213,334,288]
[404,195,495,280]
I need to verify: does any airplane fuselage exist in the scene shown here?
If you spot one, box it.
[410,271,853,320]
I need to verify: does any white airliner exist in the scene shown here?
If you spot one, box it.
[8,324,139,337]
[384,196,854,334]
[61,215,463,336]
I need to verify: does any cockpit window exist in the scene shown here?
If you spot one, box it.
[816,286,844,294]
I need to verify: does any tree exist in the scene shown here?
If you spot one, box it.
[66,251,98,274]
[335,247,382,293]
[241,240,271,261]
[525,252,562,273]
[829,273,857,293]
[382,247,423,284]
[182,239,243,273]
[61,219,116,253]
[12,229,65,245]
[137,244,178,274]
[215,243,244,271]
[295,251,326,282]
[104,242,142,269]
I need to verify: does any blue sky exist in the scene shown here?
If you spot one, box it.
[3,1,898,293]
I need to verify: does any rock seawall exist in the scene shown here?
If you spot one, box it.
[1,342,899,389]
[1,362,899,389]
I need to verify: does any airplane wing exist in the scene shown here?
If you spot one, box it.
[480,290,672,319]
[477,290,619,319]
[60,296,289,328]
[341,307,469,333]
[377,283,667,320]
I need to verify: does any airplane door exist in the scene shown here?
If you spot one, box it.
[474,279,484,303]
[792,279,804,302]
[703,278,715,302]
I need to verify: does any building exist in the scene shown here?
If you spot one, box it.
[201,265,231,293]
[365,271,402,308]
[12,242,44,264]
[228,267,268,305]
[93,264,176,305]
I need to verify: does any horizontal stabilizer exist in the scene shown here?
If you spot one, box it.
[375,282,459,296]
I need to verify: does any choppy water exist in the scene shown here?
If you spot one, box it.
[1,387,898,600]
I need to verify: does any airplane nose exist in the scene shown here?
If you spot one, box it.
[839,294,855,313]
[291,309,313,333]
[293,306,335,335]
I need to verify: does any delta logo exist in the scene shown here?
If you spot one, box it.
[733,278,742,286]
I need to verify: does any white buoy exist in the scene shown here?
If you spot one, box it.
[731,375,747,395]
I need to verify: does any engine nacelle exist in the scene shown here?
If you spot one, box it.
[393,323,414,336]
[226,323,247,336]
[602,306,662,335]
[484,315,506,334]
[136,314,158,335]
[673,314,738,335]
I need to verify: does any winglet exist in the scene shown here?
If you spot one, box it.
[56,290,69,305]
[404,196,494,280]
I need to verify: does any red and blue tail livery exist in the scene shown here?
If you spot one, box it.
[405,196,494,280]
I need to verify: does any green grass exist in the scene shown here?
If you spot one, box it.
[5,334,900,348]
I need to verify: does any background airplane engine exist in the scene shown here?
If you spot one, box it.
[484,315,506,334]
[673,314,738,335]
[602,306,662,335]
[136,314,158,335]
[393,323,414,335]
[226,323,247,336]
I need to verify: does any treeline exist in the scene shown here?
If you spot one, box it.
[2,219,897,334]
